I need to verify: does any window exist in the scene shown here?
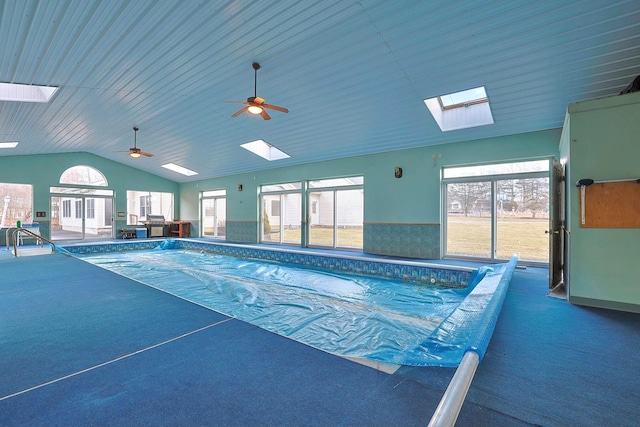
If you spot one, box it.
[438,87,488,110]
[0,82,58,103]
[241,139,290,161]
[62,200,71,218]
[86,199,95,219]
[59,166,107,186]
[140,195,151,218]
[201,190,226,239]
[424,86,494,132]
[259,178,363,249]
[161,163,198,176]
[104,200,112,227]
[443,160,550,263]
[307,177,363,249]
[443,160,549,179]
[75,200,82,219]
[51,166,114,241]
[126,191,173,225]
[271,200,281,216]
[261,182,302,245]
[0,183,34,227]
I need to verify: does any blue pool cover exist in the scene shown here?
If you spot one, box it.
[74,246,517,367]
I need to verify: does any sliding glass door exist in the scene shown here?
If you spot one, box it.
[50,195,114,241]
[307,178,363,250]
[443,160,550,263]
[445,181,492,258]
[50,186,114,241]
[201,190,226,239]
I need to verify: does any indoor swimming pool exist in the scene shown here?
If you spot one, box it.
[67,240,517,367]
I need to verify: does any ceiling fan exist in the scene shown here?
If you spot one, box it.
[226,62,289,120]
[125,127,153,158]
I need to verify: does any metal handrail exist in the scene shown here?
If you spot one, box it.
[427,351,480,427]
[8,227,57,257]
[5,226,46,248]
[5,227,21,251]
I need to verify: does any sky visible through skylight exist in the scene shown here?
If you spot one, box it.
[0,82,58,103]
[162,163,198,176]
[439,86,487,107]
[424,85,493,132]
[241,140,290,161]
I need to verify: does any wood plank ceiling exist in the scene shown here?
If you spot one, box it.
[1,0,639,182]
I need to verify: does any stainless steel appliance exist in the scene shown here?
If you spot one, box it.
[144,215,167,237]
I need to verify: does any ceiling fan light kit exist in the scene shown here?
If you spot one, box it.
[127,126,153,158]
[227,62,289,120]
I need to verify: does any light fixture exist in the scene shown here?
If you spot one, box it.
[161,163,199,176]
[129,151,141,158]
[247,105,262,115]
[0,142,19,149]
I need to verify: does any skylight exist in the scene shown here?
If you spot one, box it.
[0,82,58,103]
[439,86,487,108]
[241,139,290,161]
[424,86,494,132]
[0,142,19,149]
[161,163,199,176]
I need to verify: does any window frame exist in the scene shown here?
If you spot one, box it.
[442,159,551,265]
[201,189,226,239]
[260,182,303,245]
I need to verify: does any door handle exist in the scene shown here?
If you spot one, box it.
[545,230,560,234]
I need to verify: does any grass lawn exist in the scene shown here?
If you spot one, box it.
[447,216,549,261]
[262,217,549,262]
[264,227,363,248]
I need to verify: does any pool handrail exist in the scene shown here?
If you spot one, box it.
[7,227,57,257]
[427,350,480,427]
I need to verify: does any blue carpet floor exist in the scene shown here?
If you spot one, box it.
[1,252,639,426]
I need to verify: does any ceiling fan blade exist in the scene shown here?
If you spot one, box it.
[232,106,250,117]
[139,151,154,157]
[260,109,271,120]
[253,96,265,105]
[263,103,289,113]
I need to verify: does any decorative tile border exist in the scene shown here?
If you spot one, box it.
[62,238,473,287]
[364,222,440,259]
[61,240,161,254]
[226,220,259,243]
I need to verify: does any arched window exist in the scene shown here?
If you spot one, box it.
[59,165,108,186]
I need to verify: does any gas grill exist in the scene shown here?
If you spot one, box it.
[144,215,168,237]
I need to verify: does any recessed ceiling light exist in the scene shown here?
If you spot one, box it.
[423,86,494,132]
[241,139,290,161]
[0,142,19,149]
[0,82,58,103]
[161,163,199,176]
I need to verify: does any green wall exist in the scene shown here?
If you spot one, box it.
[0,152,179,240]
[180,129,560,244]
[0,130,560,257]
[565,92,640,312]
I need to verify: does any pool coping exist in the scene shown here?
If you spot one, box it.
[60,238,476,287]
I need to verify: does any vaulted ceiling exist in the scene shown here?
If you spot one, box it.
[1,0,639,182]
